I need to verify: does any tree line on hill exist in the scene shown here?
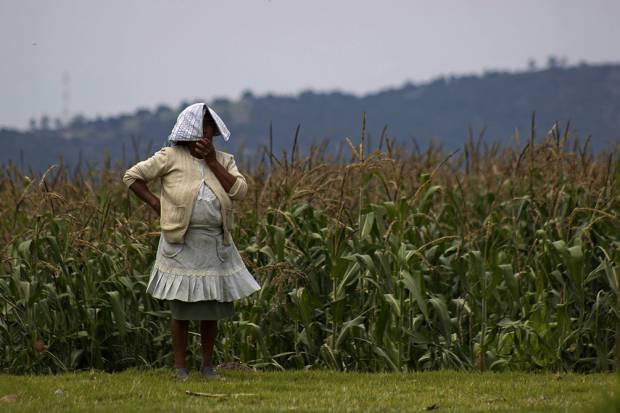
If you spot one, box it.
[2,62,619,173]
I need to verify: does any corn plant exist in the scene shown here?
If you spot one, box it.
[1,118,618,373]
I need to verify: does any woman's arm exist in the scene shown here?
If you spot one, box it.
[122,147,170,215]
[128,179,161,216]
[122,147,170,188]
[195,138,248,200]
[206,158,236,193]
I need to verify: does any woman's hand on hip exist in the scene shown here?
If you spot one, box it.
[129,179,161,217]
[149,198,161,217]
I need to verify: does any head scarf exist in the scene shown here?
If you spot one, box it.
[167,102,230,146]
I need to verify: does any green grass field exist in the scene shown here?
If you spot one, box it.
[0,368,617,412]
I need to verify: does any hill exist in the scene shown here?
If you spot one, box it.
[2,62,619,173]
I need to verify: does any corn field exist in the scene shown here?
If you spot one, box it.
[1,118,619,374]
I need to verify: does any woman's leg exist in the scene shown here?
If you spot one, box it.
[171,319,189,368]
[200,320,217,367]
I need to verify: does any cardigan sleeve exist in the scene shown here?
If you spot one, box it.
[122,147,171,188]
[225,155,248,201]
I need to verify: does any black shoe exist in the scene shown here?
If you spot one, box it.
[175,367,190,381]
[200,366,219,379]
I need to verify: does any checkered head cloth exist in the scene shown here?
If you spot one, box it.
[167,102,230,144]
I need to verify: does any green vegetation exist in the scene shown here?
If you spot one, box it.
[0,368,617,412]
[1,117,619,374]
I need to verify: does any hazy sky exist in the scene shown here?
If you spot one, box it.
[1,0,619,129]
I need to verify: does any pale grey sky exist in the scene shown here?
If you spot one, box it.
[1,0,619,129]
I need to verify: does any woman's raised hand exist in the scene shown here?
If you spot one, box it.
[194,137,217,164]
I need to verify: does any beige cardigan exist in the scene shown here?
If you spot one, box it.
[122,145,247,246]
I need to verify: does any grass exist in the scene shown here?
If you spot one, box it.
[0,368,617,412]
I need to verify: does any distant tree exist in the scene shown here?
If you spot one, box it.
[155,104,172,114]
[527,58,537,71]
[136,108,150,118]
[29,118,37,131]
[547,55,559,69]
[212,97,231,107]
[40,115,50,130]
[70,114,86,128]
[401,79,415,89]
[299,89,316,99]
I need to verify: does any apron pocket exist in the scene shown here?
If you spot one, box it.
[215,237,230,262]
[161,239,185,258]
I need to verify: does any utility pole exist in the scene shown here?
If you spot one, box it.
[61,71,71,138]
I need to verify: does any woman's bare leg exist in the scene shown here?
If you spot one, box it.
[200,320,217,367]
[171,319,189,368]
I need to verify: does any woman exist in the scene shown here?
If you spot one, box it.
[122,102,261,380]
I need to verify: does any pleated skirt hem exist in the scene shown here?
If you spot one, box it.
[146,264,261,302]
